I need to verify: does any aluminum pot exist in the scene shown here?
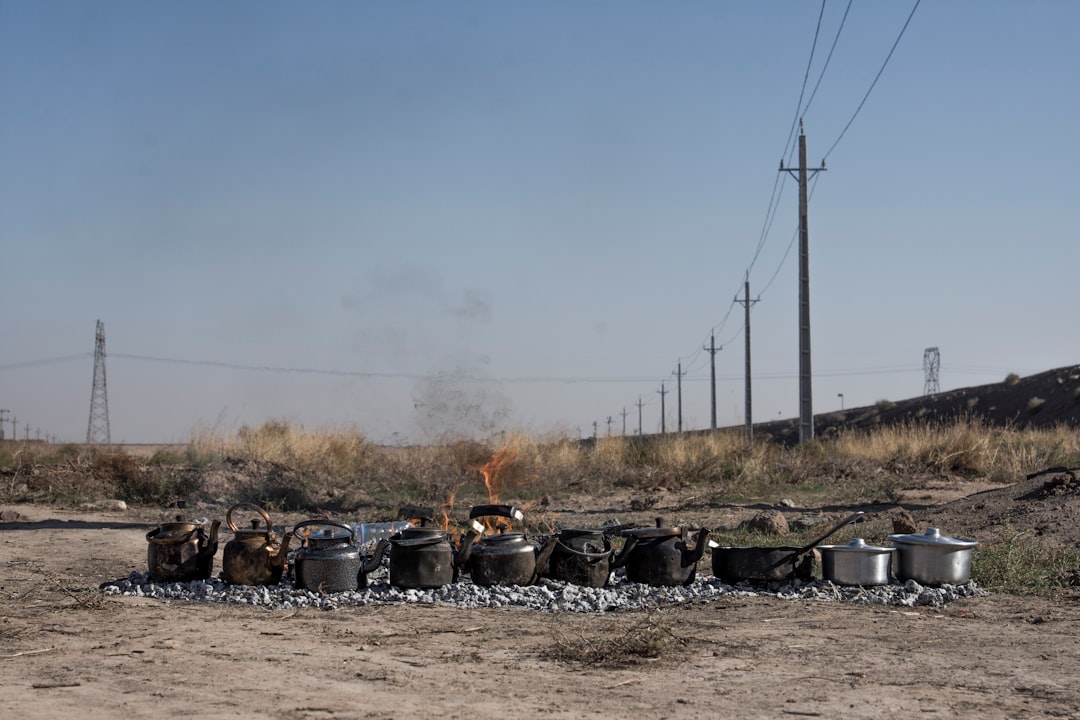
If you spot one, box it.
[889,527,977,586]
[622,518,709,587]
[292,520,387,593]
[819,538,895,586]
[544,528,637,588]
[711,511,864,584]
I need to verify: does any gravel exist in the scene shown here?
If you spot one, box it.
[101,569,987,613]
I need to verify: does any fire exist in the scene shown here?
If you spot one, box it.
[477,441,519,506]
[439,482,464,534]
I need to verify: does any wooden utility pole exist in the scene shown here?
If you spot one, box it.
[657,384,668,435]
[636,396,644,435]
[620,407,629,436]
[704,333,721,430]
[736,277,759,443]
[673,362,686,433]
[780,124,825,444]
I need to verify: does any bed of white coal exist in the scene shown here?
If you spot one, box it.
[101,570,987,613]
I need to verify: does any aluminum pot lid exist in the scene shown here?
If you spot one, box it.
[888,527,977,549]
[819,537,894,553]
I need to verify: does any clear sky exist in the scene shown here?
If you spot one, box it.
[2,1,1077,444]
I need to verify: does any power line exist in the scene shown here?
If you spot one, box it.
[822,0,922,161]
[0,353,91,371]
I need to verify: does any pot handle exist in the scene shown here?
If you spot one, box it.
[554,536,613,563]
[291,519,356,545]
[468,504,524,522]
[793,511,865,556]
[226,502,273,535]
[146,526,197,544]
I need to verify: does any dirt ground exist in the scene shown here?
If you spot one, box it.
[2,472,1080,720]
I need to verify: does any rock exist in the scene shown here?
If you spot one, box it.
[891,508,919,534]
[0,509,28,522]
[790,515,826,530]
[778,498,796,508]
[746,509,789,536]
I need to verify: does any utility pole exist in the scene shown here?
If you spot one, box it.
[606,416,614,436]
[0,409,8,440]
[10,415,16,442]
[735,277,759,443]
[620,407,628,436]
[24,424,30,441]
[657,383,668,435]
[673,362,686,433]
[780,123,825,444]
[592,421,598,440]
[704,333,721,430]
[636,396,644,435]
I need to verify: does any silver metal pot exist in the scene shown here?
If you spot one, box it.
[888,527,977,586]
[819,538,895,586]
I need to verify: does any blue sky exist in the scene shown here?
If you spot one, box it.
[2,1,1078,444]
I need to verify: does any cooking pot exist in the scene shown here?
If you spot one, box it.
[146,515,221,583]
[221,503,292,586]
[621,518,709,587]
[292,520,388,593]
[388,518,480,589]
[888,527,977,585]
[819,537,895,586]
[544,528,637,588]
[464,505,557,587]
[711,511,864,584]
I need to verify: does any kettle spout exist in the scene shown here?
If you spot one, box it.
[531,535,559,581]
[682,527,711,567]
[196,519,221,578]
[269,530,294,570]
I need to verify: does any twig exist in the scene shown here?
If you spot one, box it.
[32,681,81,689]
[2,647,54,659]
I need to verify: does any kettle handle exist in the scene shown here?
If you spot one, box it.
[291,519,356,545]
[468,504,524,522]
[226,503,273,535]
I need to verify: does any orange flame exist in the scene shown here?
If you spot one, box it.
[439,482,465,534]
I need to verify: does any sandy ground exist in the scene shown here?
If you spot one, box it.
[1,501,1079,720]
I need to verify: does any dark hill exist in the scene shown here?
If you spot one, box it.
[751,364,1080,446]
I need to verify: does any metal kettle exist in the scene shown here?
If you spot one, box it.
[146,515,221,583]
[463,505,557,587]
[621,517,709,587]
[292,520,387,593]
[221,503,292,586]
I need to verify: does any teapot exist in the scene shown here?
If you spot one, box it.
[292,520,387,593]
[621,517,709,586]
[221,503,292,586]
[464,504,557,587]
[387,505,479,588]
[146,515,221,583]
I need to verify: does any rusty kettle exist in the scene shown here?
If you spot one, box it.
[146,515,220,583]
[621,517,710,587]
[221,503,292,586]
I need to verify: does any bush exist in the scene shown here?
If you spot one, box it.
[1004,372,1021,387]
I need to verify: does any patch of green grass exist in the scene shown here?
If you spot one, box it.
[973,531,1080,595]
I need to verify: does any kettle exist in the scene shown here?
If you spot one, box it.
[292,520,387,593]
[146,515,221,583]
[221,503,292,586]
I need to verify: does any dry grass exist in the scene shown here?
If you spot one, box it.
[546,610,690,666]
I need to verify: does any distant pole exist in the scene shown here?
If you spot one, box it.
[0,409,7,440]
[736,277,759,443]
[838,393,844,410]
[636,396,644,435]
[657,383,668,435]
[673,362,686,433]
[704,333,721,430]
[620,407,628,436]
[606,416,614,436]
[24,424,30,441]
[592,421,598,440]
[780,124,825,444]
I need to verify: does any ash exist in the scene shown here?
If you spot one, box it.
[100,570,987,613]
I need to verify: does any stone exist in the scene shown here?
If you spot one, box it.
[891,508,919,534]
[746,509,789,536]
[0,509,28,522]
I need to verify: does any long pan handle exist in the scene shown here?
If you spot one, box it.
[793,511,865,556]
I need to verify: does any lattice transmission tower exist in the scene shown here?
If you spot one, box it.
[923,347,940,396]
[86,319,111,445]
